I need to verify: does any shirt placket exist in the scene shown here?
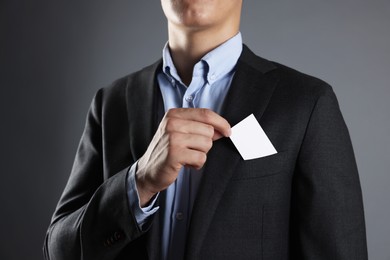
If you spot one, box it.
[168,73,205,260]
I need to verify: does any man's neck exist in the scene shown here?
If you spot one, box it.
[167,23,239,86]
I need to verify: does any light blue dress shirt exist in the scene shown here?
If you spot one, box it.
[127,32,243,260]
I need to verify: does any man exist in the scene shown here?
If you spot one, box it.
[44,0,368,259]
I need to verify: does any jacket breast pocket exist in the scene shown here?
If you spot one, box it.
[231,151,288,180]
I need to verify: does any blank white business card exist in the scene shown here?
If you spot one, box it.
[230,114,277,160]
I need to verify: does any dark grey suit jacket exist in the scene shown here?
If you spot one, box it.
[44,46,368,260]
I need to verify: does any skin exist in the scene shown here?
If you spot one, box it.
[161,0,243,84]
[136,0,243,206]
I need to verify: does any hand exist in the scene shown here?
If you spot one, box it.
[135,108,231,206]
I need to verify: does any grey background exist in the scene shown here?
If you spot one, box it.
[1,0,389,259]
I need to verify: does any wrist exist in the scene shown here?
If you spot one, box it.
[135,169,158,207]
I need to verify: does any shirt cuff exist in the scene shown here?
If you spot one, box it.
[127,162,159,230]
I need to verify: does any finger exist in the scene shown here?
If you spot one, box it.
[171,148,207,170]
[212,130,224,141]
[169,132,213,153]
[164,117,214,139]
[166,108,231,137]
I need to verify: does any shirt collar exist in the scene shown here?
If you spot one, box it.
[162,32,243,86]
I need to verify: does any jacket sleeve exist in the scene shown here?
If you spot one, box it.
[43,89,146,260]
[290,86,368,259]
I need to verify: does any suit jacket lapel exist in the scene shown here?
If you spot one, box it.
[126,60,163,260]
[126,60,163,160]
[185,46,280,259]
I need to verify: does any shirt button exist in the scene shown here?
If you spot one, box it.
[175,212,184,220]
[209,73,216,81]
[185,95,194,102]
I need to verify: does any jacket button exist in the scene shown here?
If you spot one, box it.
[104,239,112,247]
[110,236,115,244]
[104,231,124,247]
[114,231,124,241]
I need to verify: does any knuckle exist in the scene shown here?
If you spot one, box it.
[205,138,213,150]
[206,125,214,137]
[166,108,178,117]
[168,132,184,147]
[196,153,207,166]
[165,118,176,132]
[168,132,178,144]
[199,108,212,120]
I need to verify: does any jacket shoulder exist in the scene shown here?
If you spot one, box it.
[241,45,332,97]
[271,61,332,96]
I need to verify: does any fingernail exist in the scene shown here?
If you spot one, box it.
[226,128,232,137]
